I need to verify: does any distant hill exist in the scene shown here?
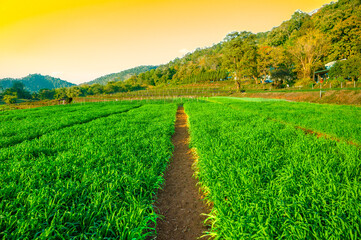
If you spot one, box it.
[0,74,75,92]
[86,65,158,85]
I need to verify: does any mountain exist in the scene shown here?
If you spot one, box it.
[0,74,75,92]
[86,65,158,85]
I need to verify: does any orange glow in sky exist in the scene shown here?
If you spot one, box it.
[0,0,333,84]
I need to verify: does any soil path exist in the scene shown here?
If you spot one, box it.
[155,106,209,240]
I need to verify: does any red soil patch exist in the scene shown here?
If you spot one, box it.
[269,118,361,148]
[154,106,210,239]
[234,90,361,105]
[294,125,361,147]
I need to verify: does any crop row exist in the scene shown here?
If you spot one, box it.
[0,102,118,121]
[210,97,361,144]
[186,101,361,239]
[0,103,177,239]
[0,102,140,148]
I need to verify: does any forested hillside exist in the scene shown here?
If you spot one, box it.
[125,0,361,89]
[86,65,158,85]
[0,74,75,92]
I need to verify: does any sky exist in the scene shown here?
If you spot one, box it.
[0,0,333,84]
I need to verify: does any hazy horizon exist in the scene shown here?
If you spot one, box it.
[0,0,333,84]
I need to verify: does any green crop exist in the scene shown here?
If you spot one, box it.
[1,97,360,239]
[185,101,361,239]
[0,102,177,239]
[210,97,361,144]
[0,101,140,148]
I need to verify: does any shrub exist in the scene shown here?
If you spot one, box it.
[3,94,17,104]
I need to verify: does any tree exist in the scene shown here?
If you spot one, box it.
[267,11,311,46]
[328,57,361,87]
[223,31,241,42]
[66,86,81,98]
[54,88,68,99]
[257,46,286,84]
[222,31,259,90]
[6,81,31,99]
[3,93,17,104]
[329,16,361,60]
[289,29,331,80]
[329,60,346,79]
[343,56,361,82]
[88,84,104,95]
[38,89,55,100]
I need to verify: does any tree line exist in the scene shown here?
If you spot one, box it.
[0,81,145,104]
[123,0,361,90]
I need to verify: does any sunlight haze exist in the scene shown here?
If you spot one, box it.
[0,0,333,84]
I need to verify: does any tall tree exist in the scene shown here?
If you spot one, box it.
[289,29,330,80]
[222,31,259,89]
[257,46,286,83]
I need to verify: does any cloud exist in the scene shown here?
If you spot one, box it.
[179,48,190,55]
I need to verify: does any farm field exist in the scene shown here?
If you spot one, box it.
[185,99,361,239]
[0,101,177,239]
[0,97,360,239]
[0,102,141,148]
[210,97,361,145]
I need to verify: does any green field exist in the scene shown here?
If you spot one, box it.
[0,98,360,239]
[0,101,177,239]
[186,99,361,239]
[210,97,361,144]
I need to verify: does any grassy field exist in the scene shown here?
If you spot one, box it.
[186,99,361,239]
[0,98,360,239]
[0,102,141,148]
[210,97,361,144]
[0,101,177,239]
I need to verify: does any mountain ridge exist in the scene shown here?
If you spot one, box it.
[0,74,75,92]
[85,65,158,85]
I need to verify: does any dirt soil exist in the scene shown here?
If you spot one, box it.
[234,90,361,105]
[154,106,210,240]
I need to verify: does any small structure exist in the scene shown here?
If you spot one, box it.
[314,59,346,82]
[58,97,73,105]
[264,75,273,83]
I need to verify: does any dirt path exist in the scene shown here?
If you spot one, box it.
[154,106,209,240]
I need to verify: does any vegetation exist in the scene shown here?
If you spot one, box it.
[185,99,361,239]
[0,101,177,239]
[1,97,361,238]
[113,0,361,90]
[0,74,75,92]
[2,94,17,104]
[2,1,360,102]
[211,96,361,143]
[0,102,140,148]
[85,65,158,85]
[329,56,361,83]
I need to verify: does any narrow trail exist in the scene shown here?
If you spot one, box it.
[155,106,209,240]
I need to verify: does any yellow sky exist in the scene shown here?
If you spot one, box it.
[0,0,333,84]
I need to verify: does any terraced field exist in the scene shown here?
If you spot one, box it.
[0,98,360,239]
